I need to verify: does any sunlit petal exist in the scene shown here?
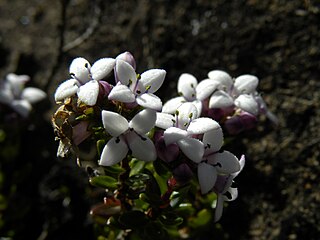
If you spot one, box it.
[234,94,258,115]
[91,58,116,80]
[196,79,219,100]
[155,112,175,129]
[101,110,129,137]
[99,136,128,166]
[108,84,135,103]
[164,127,188,145]
[127,132,157,162]
[203,128,224,154]
[187,117,220,135]
[115,59,137,86]
[177,73,197,101]
[129,108,156,134]
[136,93,162,111]
[178,137,204,163]
[54,79,80,102]
[77,80,99,106]
[139,69,166,93]
[162,96,185,114]
[209,90,234,109]
[69,57,90,84]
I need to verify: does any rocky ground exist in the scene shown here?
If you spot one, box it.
[0,0,319,239]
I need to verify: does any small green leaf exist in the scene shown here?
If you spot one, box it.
[96,139,106,157]
[129,159,145,176]
[159,212,184,226]
[189,208,212,228]
[89,175,119,189]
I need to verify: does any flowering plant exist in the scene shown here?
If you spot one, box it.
[52,52,275,239]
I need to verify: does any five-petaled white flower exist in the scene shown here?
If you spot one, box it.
[99,108,157,166]
[197,126,241,194]
[108,59,166,111]
[156,102,220,163]
[54,57,116,106]
[0,73,46,117]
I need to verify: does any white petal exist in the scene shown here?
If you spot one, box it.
[155,112,174,129]
[77,80,99,106]
[69,57,91,84]
[108,84,135,103]
[234,94,258,115]
[232,155,245,178]
[198,162,217,194]
[10,100,32,117]
[91,58,116,80]
[164,127,188,145]
[196,79,219,100]
[54,79,80,102]
[178,137,204,163]
[126,132,157,162]
[6,74,29,97]
[136,93,162,111]
[177,73,197,101]
[101,110,129,137]
[115,59,137,86]
[0,82,14,104]
[187,117,220,135]
[203,128,224,154]
[214,194,224,222]
[162,96,185,114]
[234,74,258,94]
[209,90,234,109]
[176,102,198,129]
[139,69,166,93]
[21,87,46,103]
[129,108,156,134]
[192,99,203,117]
[99,136,128,166]
[207,70,233,90]
[223,187,238,201]
[207,151,240,174]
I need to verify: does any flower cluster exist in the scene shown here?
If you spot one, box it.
[52,51,273,235]
[163,71,277,135]
[0,73,46,117]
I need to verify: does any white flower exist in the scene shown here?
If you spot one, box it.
[197,127,241,194]
[54,57,115,106]
[99,109,157,166]
[0,73,46,117]
[214,155,245,222]
[156,102,220,163]
[162,73,202,114]
[108,60,166,111]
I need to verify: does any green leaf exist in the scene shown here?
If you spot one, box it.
[89,175,119,189]
[129,159,146,176]
[188,208,212,228]
[96,139,106,157]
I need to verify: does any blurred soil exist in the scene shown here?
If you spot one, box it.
[0,0,320,239]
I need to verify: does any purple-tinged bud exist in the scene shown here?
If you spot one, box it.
[72,121,91,145]
[116,51,136,70]
[224,111,257,135]
[98,81,113,100]
[173,163,194,185]
[154,131,179,163]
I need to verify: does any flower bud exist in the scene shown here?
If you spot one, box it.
[173,163,193,185]
[116,51,136,70]
[224,111,257,135]
[72,121,91,145]
[154,131,179,163]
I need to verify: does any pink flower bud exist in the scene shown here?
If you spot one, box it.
[72,121,91,145]
[224,111,257,135]
[154,131,179,163]
[173,163,193,185]
[116,51,136,70]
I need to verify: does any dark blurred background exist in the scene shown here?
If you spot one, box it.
[0,0,319,239]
